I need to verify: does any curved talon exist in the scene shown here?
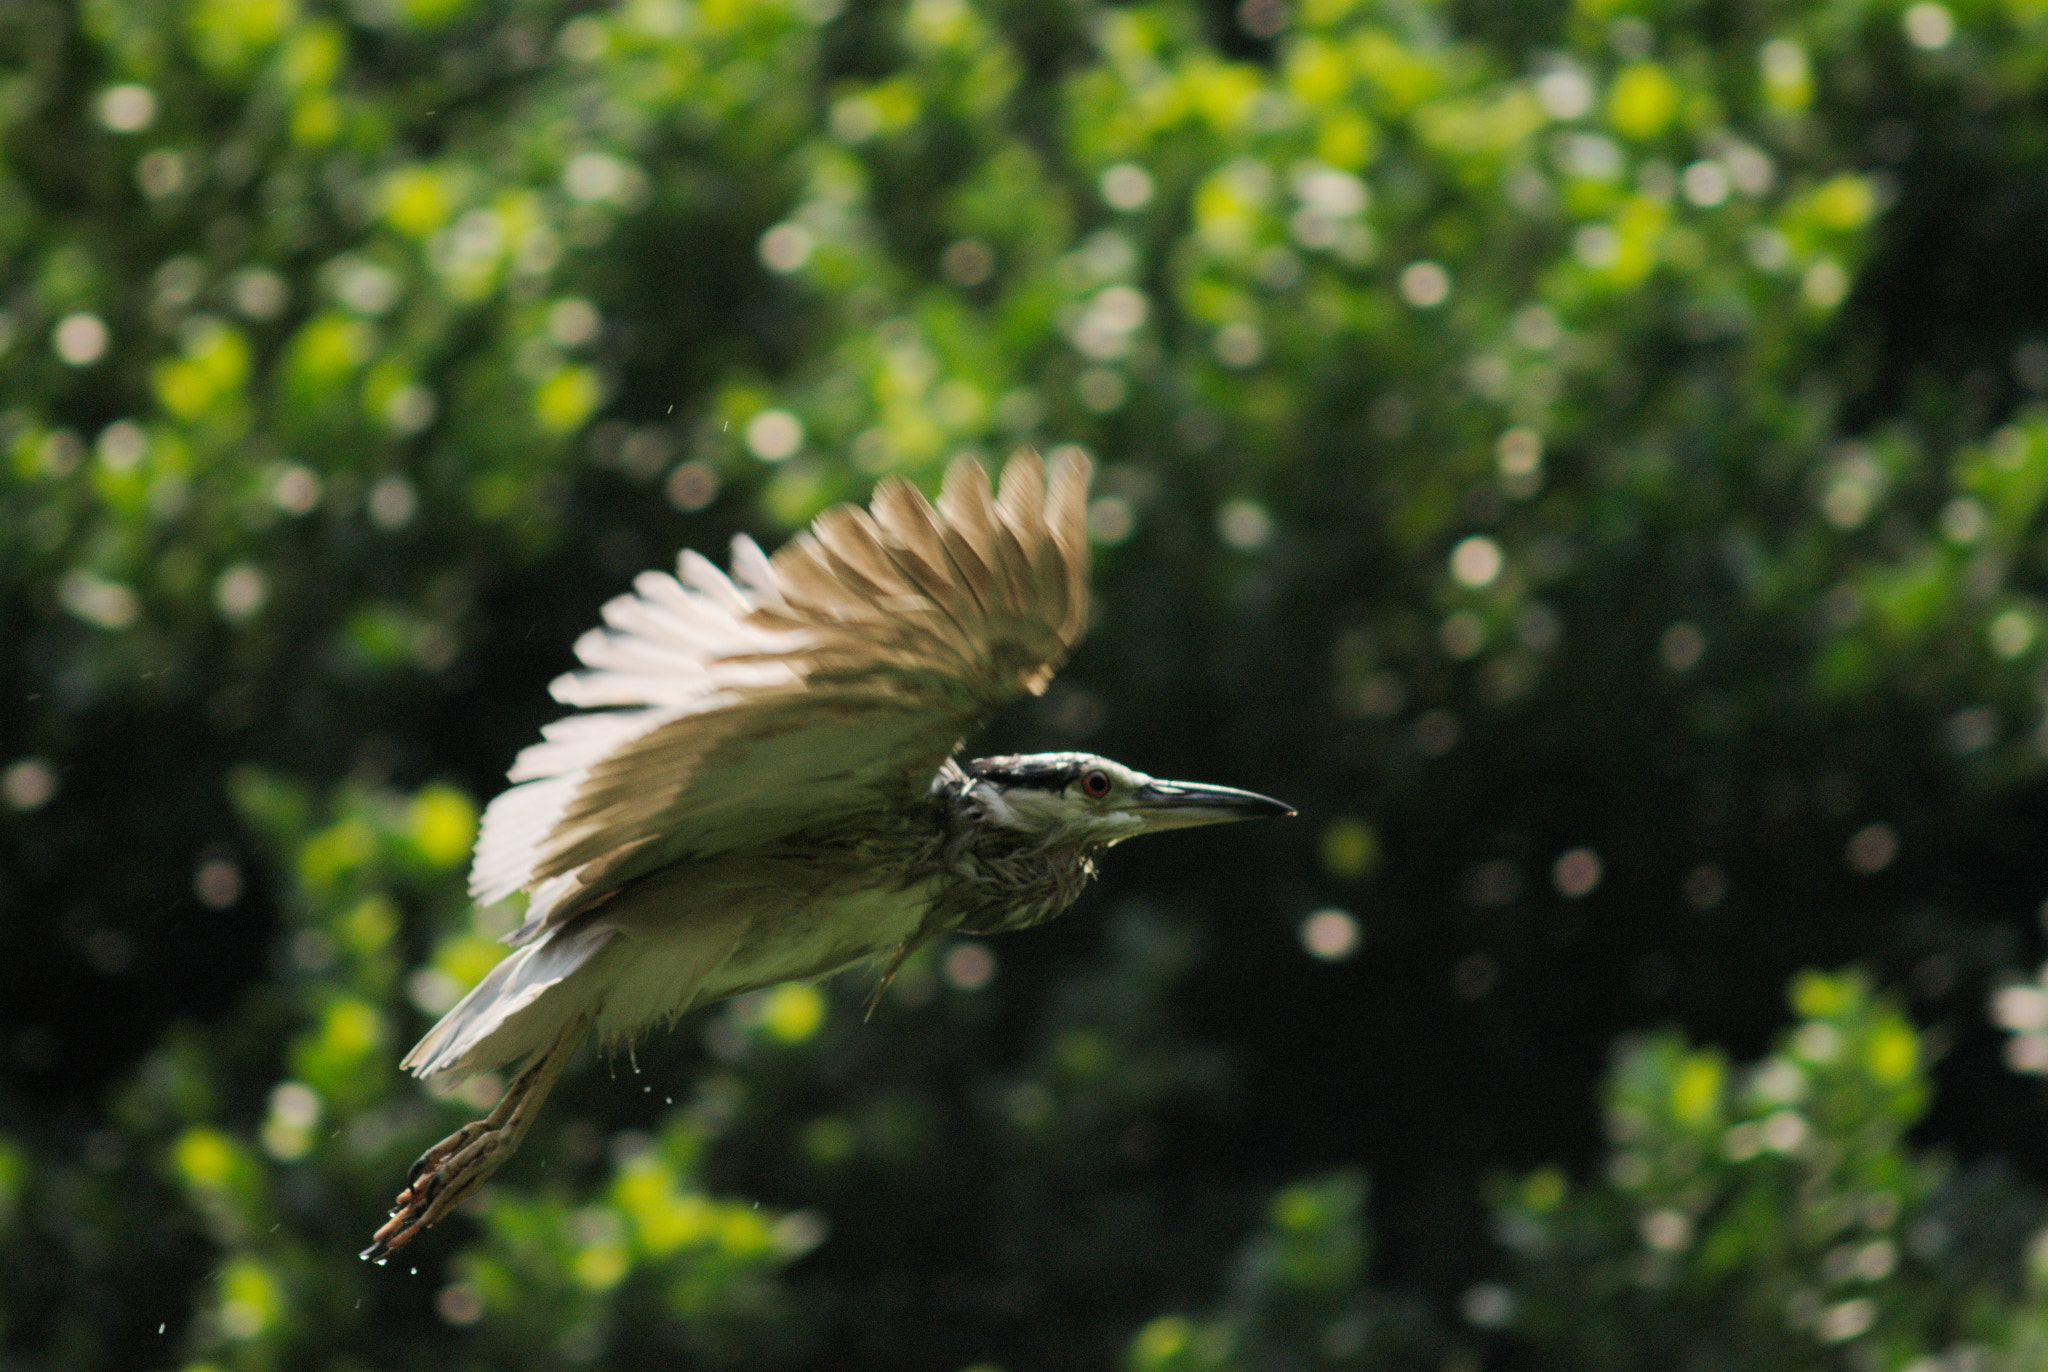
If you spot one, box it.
[362,1019,586,1260]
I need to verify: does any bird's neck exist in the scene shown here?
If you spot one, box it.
[925,762,1102,936]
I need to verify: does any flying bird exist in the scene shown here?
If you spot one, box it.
[364,448,1291,1259]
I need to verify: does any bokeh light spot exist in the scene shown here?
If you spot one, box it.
[1683,863,1727,911]
[941,239,994,286]
[1399,260,1450,307]
[761,983,825,1043]
[98,84,157,132]
[1902,2,1954,49]
[214,564,267,622]
[758,223,813,273]
[1553,847,1603,898]
[665,460,720,512]
[1450,536,1502,588]
[436,1283,484,1326]
[53,313,109,365]
[942,941,996,990]
[1299,908,1360,961]
[744,409,804,462]
[1659,622,1705,672]
[1989,609,2034,659]
[1845,823,1898,874]
[1217,498,1273,551]
[2,757,56,811]
[194,856,243,909]
[1214,321,1265,368]
[368,475,418,530]
[1088,495,1135,545]
[1100,162,1155,211]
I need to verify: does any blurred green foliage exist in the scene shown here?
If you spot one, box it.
[12,0,2048,1366]
[1496,971,2048,1370]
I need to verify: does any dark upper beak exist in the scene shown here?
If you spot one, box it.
[1129,779,1296,833]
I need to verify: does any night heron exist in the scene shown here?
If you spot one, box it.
[364,449,1291,1259]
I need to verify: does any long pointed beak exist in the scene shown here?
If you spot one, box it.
[1129,779,1296,834]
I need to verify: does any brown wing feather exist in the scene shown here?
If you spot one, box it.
[474,448,1092,946]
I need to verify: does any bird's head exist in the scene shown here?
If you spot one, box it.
[958,752,1293,849]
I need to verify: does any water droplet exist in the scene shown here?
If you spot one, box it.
[375,1258,388,1267]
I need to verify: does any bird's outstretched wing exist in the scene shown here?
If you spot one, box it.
[469,448,1092,947]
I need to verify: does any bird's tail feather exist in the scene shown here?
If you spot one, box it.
[401,921,616,1090]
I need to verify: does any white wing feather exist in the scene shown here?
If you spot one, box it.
[465,448,1091,950]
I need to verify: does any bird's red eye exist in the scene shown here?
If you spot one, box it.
[1081,770,1112,799]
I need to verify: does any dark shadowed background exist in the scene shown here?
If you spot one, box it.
[9,0,2048,1367]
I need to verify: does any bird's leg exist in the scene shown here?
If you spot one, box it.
[361,1019,585,1261]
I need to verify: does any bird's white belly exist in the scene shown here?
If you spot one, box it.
[587,872,945,1048]
[706,874,945,998]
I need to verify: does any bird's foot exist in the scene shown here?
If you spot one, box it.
[360,1119,515,1261]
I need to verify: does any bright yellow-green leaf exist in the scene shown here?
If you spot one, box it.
[290,94,341,146]
[1609,195,1668,286]
[572,1240,630,1291]
[717,1204,772,1253]
[217,1257,282,1340]
[1193,164,1265,257]
[154,359,214,420]
[186,0,295,76]
[760,983,825,1044]
[280,21,344,88]
[1670,1052,1723,1126]
[1865,1019,1918,1086]
[1316,110,1378,168]
[1131,1315,1194,1368]
[617,1157,717,1255]
[191,321,250,391]
[173,1126,241,1189]
[297,815,377,891]
[761,465,830,527]
[284,314,376,395]
[316,997,384,1062]
[435,933,508,990]
[1285,37,1350,108]
[1351,28,1440,112]
[1812,173,1875,231]
[1606,62,1679,140]
[534,366,603,434]
[408,785,477,868]
[339,894,399,956]
[1416,88,1544,162]
[384,166,454,237]
[1790,969,1850,1020]
[1186,59,1261,132]
[1759,38,1812,113]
